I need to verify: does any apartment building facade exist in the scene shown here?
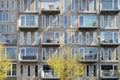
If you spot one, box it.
[0,0,120,80]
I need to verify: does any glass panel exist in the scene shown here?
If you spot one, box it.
[12,64,16,76]
[6,48,16,59]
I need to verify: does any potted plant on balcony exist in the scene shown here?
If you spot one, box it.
[93,22,97,26]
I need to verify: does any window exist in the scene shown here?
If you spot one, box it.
[5,47,16,59]
[100,48,104,60]
[6,0,9,10]
[86,32,90,45]
[20,32,24,45]
[64,0,68,11]
[100,15,104,28]
[71,0,75,11]
[93,32,97,44]
[20,0,24,12]
[20,65,23,76]
[71,15,75,28]
[34,0,38,11]
[71,48,75,58]
[86,65,90,77]
[78,32,82,45]
[108,48,112,60]
[6,25,10,34]
[49,15,53,28]
[56,15,60,28]
[27,32,31,45]
[78,15,97,27]
[56,48,60,58]
[42,15,46,28]
[64,31,68,44]
[11,12,15,22]
[115,16,119,28]
[27,0,31,11]
[78,0,82,12]
[71,32,75,44]
[107,16,111,28]
[0,12,9,22]
[115,48,119,60]
[114,0,118,9]
[64,15,68,28]
[42,48,46,61]
[34,32,38,45]
[49,48,53,58]
[1,1,4,10]
[94,0,96,11]
[35,65,38,77]
[7,64,17,77]
[54,32,60,43]
[11,0,15,10]
[11,24,15,34]
[28,65,30,77]
[86,0,89,11]
[93,64,97,77]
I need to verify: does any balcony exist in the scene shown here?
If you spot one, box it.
[78,15,98,29]
[41,70,58,79]
[41,0,60,14]
[78,53,97,63]
[0,35,17,45]
[100,0,119,13]
[19,15,38,29]
[101,65,119,79]
[19,53,38,62]
[101,39,119,46]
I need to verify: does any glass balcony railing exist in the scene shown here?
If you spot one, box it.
[101,39,119,45]
[41,70,58,79]
[78,53,97,62]
[100,0,119,12]
[42,36,60,46]
[19,53,38,62]
[19,15,38,28]
[41,0,60,14]
[101,70,119,78]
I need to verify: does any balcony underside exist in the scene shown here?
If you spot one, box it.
[41,43,60,46]
[41,10,60,14]
[101,76,119,79]
[41,77,59,80]
[19,56,38,62]
[101,43,119,46]
[19,27,38,30]
[79,26,97,29]
[80,60,97,63]
[100,10,119,14]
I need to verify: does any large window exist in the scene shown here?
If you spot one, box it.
[27,0,31,11]
[64,31,68,44]
[64,0,68,11]
[6,0,9,10]
[100,48,104,60]
[71,15,75,28]
[86,65,90,77]
[94,0,96,11]
[27,32,31,45]
[49,48,53,58]
[86,32,90,45]
[20,32,24,45]
[5,47,16,59]
[11,0,15,10]
[78,15,97,27]
[100,15,104,28]
[20,0,24,12]
[7,64,17,77]
[64,15,68,28]
[71,32,75,44]
[86,0,89,11]
[115,16,119,28]
[107,16,111,28]
[34,32,38,45]
[35,65,38,77]
[42,15,46,28]
[115,48,119,60]
[78,32,82,45]
[71,0,75,11]
[56,16,60,28]
[93,32,97,44]
[93,64,97,77]
[78,0,82,12]
[49,15,53,28]
[28,65,30,77]
[108,48,112,60]
[42,48,46,61]
[34,0,38,11]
